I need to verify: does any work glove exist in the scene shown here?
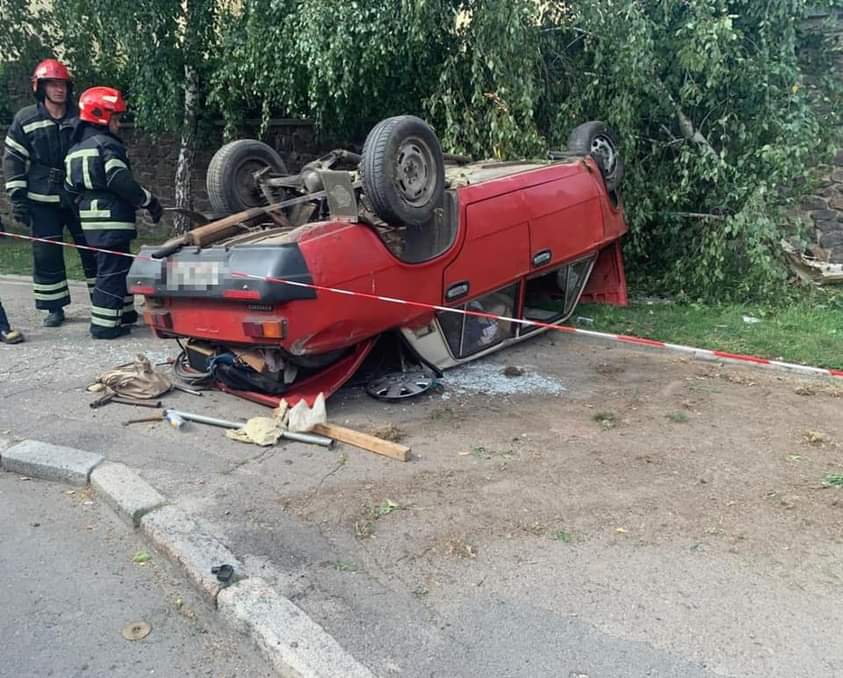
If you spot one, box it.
[11,200,29,227]
[146,196,163,224]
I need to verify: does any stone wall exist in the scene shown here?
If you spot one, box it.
[0,119,318,240]
[803,153,843,263]
[801,7,843,263]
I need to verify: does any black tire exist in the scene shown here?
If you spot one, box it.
[567,121,624,192]
[360,115,445,226]
[206,139,287,215]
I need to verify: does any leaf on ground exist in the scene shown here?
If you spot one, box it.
[822,473,843,487]
[132,550,152,564]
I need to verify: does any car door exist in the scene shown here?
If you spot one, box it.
[523,165,604,273]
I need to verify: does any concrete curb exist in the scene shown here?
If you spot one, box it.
[219,577,376,678]
[140,505,243,606]
[90,462,166,527]
[0,440,103,486]
[0,437,376,678]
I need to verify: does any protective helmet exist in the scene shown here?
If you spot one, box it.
[32,58,72,99]
[78,86,127,126]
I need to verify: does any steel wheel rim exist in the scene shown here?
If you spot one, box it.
[235,159,268,208]
[590,135,617,176]
[395,137,436,207]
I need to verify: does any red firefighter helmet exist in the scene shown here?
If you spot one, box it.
[78,87,127,126]
[31,58,72,93]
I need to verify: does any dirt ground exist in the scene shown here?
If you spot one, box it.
[286,341,843,569]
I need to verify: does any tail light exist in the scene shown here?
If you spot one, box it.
[243,319,287,339]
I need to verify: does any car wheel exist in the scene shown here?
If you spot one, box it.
[206,139,287,216]
[360,115,445,226]
[566,121,624,192]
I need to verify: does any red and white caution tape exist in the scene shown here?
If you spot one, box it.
[2,230,841,381]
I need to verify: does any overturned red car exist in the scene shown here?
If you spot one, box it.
[128,116,629,405]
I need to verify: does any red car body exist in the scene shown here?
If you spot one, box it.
[129,156,628,405]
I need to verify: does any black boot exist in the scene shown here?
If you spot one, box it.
[44,309,65,327]
[91,325,131,340]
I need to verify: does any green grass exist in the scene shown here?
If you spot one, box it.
[0,236,160,280]
[578,296,843,370]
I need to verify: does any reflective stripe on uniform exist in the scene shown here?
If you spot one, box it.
[66,148,100,190]
[33,290,70,301]
[105,158,127,173]
[91,304,122,328]
[4,136,30,158]
[141,187,152,207]
[27,191,60,203]
[79,199,111,219]
[80,221,136,231]
[22,119,55,135]
[5,180,27,190]
[86,277,97,287]
[91,315,122,328]
[33,280,69,292]
[66,148,101,161]
[91,305,121,317]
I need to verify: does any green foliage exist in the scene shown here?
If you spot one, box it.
[49,0,219,134]
[426,0,545,158]
[540,0,841,301]
[211,0,454,140]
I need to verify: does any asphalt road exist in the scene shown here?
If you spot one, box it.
[0,471,272,678]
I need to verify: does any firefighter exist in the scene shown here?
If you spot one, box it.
[64,86,161,339]
[2,58,98,327]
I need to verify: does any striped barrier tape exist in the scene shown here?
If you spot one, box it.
[2,229,842,381]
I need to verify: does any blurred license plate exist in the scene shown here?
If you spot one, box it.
[167,261,221,289]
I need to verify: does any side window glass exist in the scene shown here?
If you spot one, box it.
[437,283,518,358]
[522,254,596,334]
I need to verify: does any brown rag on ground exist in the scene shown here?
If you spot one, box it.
[95,354,172,399]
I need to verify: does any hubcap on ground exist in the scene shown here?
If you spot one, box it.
[366,370,436,400]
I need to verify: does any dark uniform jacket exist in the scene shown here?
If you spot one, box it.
[64,124,152,244]
[3,101,78,206]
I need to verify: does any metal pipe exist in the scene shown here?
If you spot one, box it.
[280,430,335,448]
[164,409,243,428]
[163,409,335,447]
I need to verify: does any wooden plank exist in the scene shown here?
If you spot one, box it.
[311,423,410,462]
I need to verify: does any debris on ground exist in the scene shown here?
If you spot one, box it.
[121,621,151,641]
[803,430,829,446]
[312,423,410,461]
[782,238,843,285]
[501,366,524,378]
[94,354,171,399]
[444,362,566,397]
[368,424,405,442]
[226,393,328,446]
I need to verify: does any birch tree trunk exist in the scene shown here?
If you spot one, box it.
[173,63,199,234]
